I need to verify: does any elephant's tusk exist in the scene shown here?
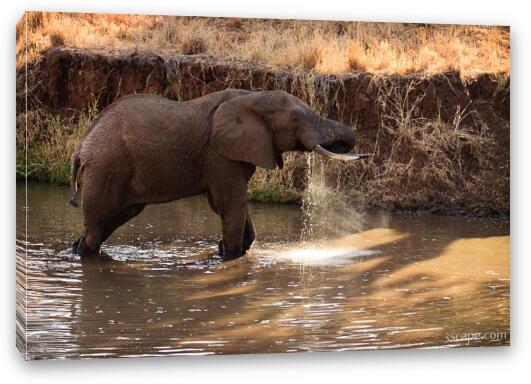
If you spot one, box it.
[313,144,370,161]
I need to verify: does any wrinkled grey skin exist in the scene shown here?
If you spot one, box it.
[70,89,357,260]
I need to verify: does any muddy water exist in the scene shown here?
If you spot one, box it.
[16,183,510,359]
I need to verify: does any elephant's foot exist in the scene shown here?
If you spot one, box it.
[223,248,245,261]
[72,236,83,254]
[73,235,101,258]
[218,240,245,261]
[242,234,255,253]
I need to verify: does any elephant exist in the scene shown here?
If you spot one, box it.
[69,89,368,260]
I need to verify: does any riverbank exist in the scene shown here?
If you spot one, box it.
[16,47,509,215]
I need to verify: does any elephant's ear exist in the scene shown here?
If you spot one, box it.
[211,95,277,170]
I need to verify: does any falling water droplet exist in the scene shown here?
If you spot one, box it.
[300,151,366,244]
[300,152,314,243]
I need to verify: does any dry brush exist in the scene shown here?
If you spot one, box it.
[16,14,510,215]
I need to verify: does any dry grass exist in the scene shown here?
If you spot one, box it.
[16,105,97,184]
[17,12,509,77]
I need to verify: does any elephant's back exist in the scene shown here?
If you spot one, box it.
[88,90,250,133]
[78,93,213,204]
[78,90,253,202]
[83,90,254,152]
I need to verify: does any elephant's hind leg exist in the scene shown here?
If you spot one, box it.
[76,225,103,257]
[74,204,144,257]
[100,204,145,243]
[74,172,131,257]
[76,205,145,257]
[72,235,83,254]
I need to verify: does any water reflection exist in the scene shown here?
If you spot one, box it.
[16,183,510,359]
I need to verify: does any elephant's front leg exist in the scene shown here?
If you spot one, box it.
[219,201,248,260]
[243,208,256,253]
[205,156,256,261]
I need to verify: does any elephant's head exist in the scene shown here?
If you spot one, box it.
[212,90,368,169]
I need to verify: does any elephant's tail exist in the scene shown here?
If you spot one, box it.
[69,145,82,207]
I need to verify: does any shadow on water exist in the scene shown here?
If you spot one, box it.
[16,182,510,359]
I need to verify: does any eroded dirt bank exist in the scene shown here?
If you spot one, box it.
[17,48,510,214]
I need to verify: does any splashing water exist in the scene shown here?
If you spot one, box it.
[300,152,316,243]
[300,152,365,244]
[275,247,379,266]
[284,152,369,266]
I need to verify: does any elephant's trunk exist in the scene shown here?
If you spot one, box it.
[305,117,370,162]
